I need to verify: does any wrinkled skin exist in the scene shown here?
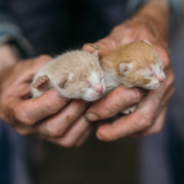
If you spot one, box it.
[0,55,93,147]
[0,0,174,146]
[83,0,174,141]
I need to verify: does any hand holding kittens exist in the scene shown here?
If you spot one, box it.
[83,0,174,140]
[0,55,92,147]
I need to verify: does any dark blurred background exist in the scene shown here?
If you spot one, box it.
[0,1,184,184]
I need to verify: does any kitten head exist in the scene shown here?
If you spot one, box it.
[57,71,106,101]
[55,50,106,101]
[101,40,165,90]
[118,52,165,90]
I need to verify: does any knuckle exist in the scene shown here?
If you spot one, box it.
[47,124,62,137]
[132,89,142,102]
[14,106,35,125]
[102,105,119,118]
[132,116,151,132]
[38,54,52,62]
[15,111,34,126]
[44,97,67,114]
[141,116,152,128]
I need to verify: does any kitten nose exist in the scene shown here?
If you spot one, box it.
[158,75,165,82]
[95,84,103,94]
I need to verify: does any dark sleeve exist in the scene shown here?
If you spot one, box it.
[0,0,34,57]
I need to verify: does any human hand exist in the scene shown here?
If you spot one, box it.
[0,55,92,147]
[82,0,174,141]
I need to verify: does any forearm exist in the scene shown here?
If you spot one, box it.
[135,0,170,42]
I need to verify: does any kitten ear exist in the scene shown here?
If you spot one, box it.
[143,40,151,45]
[119,63,128,76]
[92,50,98,57]
[59,76,68,88]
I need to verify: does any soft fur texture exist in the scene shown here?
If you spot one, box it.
[31,41,165,114]
[100,40,166,114]
[31,50,106,101]
[101,40,165,90]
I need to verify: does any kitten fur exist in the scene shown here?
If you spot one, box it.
[101,40,165,91]
[31,50,106,101]
[100,40,165,114]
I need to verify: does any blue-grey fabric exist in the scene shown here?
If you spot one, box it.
[0,120,31,184]
[140,17,184,184]
[0,0,34,57]
[0,121,10,184]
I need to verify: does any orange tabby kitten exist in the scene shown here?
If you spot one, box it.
[100,40,165,114]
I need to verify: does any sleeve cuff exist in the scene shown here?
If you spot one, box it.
[0,32,35,58]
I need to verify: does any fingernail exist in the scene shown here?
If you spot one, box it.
[96,132,104,141]
[86,113,99,121]
[86,43,100,50]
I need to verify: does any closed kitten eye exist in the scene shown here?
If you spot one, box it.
[98,72,103,80]
[85,80,92,88]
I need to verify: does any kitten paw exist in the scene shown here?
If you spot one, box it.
[32,75,50,92]
[122,105,137,115]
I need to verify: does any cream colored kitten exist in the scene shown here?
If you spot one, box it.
[31,50,106,101]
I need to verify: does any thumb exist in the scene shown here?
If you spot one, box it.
[7,89,70,125]
[82,37,117,57]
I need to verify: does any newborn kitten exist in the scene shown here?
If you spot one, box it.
[31,50,106,101]
[100,40,165,114]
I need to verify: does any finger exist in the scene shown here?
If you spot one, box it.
[74,126,93,147]
[83,38,117,57]
[15,55,53,83]
[85,86,145,121]
[47,116,91,147]
[35,100,88,137]
[6,89,69,125]
[95,90,159,141]
[130,107,167,138]
[82,44,97,54]
[130,69,174,138]
[129,81,174,138]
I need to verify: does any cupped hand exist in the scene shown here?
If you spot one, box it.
[82,7,174,141]
[0,55,92,147]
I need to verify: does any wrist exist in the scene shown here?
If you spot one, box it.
[0,43,21,73]
[135,0,170,41]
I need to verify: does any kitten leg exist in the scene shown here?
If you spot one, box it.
[121,105,137,115]
[32,75,50,94]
